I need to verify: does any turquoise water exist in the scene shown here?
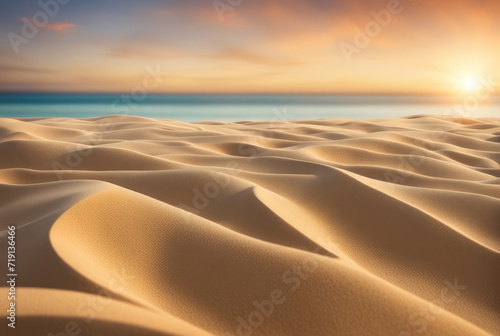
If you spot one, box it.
[0,94,498,121]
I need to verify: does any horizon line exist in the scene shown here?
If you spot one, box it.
[1,91,499,97]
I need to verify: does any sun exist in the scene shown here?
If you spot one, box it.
[460,76,479,93]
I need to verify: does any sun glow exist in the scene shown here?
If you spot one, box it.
[460,76,480,93]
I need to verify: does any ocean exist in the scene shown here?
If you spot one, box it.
[0,94,498,122]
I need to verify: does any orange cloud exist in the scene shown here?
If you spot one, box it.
[19,17,76,33]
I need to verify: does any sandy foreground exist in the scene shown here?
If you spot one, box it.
[0,115,499,336]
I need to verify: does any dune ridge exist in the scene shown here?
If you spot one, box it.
[0,115,499,336]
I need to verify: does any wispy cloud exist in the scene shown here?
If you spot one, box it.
[19,17,76,33]
[103,45,171,59]
[0,63,56,74]
[103,43,301,66]
[203,47,302,66]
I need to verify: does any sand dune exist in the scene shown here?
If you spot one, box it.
[0,115,499,336]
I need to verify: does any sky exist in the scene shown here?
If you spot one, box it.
[0,0,499,94]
